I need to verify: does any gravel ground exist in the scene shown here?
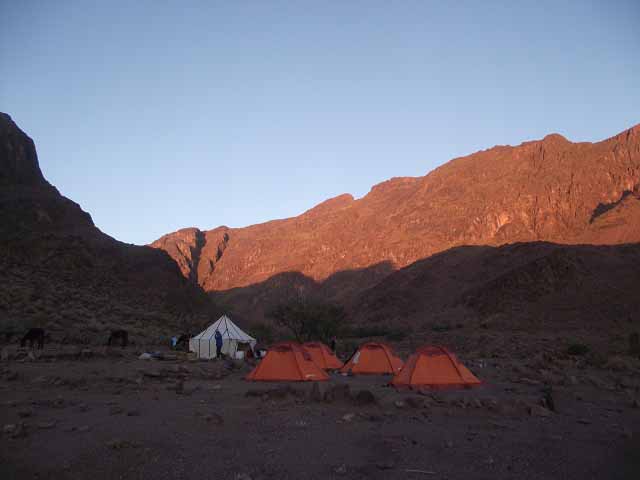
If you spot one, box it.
[1,345,639,480]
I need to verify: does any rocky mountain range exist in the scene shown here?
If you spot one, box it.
[152,124,640,329]
[0,113,215,342]
[2,111,638,346]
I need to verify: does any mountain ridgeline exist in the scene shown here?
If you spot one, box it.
[152,124,640,327]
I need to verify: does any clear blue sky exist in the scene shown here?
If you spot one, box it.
[2,1,638,245]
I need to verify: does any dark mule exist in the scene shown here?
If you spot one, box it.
[174,334,190,351]
[107,329,128,347]
[21,328,45,349]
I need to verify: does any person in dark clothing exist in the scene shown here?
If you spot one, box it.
[330,336,337,353]
[214,329,223,358]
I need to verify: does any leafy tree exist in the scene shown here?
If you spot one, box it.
[268,299,345,343]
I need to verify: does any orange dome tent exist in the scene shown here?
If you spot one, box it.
[390,345,481,389]
[302,342,344,370]
[246,342,329,382]
[339,342,403,375]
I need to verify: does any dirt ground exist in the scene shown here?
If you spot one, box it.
[1,344,639,480]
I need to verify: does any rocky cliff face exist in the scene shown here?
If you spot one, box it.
[0,113,214,340]
[152,123,640,322]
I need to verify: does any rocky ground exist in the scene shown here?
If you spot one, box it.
[1,343,639,480]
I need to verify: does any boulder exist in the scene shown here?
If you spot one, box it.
[529,405,552,417]
[353,390,377,406]
[324,384,351,403]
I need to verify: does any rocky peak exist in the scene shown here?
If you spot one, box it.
[0,113,47,187]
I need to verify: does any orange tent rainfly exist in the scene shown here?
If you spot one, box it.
[302,342,344,370]
[391,345,481,389]
[339,342,403,375]
[246,342,329,382]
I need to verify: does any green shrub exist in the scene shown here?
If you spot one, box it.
[250,322,275,344]
[431,323,452,333]
[385,330,407,342]
[567,343,590,356]
[343,325,391,338]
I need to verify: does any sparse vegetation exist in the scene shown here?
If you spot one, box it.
[250,322,275,344]
[268,299,345,343]
[567,343,590,356]
[431,323,452,333]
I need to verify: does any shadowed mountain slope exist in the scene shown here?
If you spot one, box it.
[153,123,640,324]
[0,113,214,341]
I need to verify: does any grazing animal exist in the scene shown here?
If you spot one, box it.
[107,329,128,347]
[21,328,45,349]
[175,334,190,351]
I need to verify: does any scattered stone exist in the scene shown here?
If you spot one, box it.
[353,390,376,406]
[577,418,592,425]
[332,465,347,476]
[520,377,541,385]
[204,413,224,425]
[36,421,57,429]
[394,400,406,409]
[529,405,552,417]
[341,413,356,423]
[4,422,26,438]
[107,439,137,450]
[324,384,351,403]
[404,397,425,409]
[126,410,141,417]
[444,439,454,448]
[376,461,395,470]
[17,409,33,418]
[77,425,91,432]
[3,424,16,434]
[109,406,124,415]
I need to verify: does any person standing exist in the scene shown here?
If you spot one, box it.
[214,329,223,358]
[330,336,337,353]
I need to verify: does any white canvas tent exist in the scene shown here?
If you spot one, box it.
[189,315,256,359]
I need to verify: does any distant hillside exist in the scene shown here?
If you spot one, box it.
[152,123,640,325]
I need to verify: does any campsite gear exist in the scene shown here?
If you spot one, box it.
[189,315,256,359]
[246,342,329,382]
[390,345,481,389]
[303,342,344,370]
[339,342,403,375]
